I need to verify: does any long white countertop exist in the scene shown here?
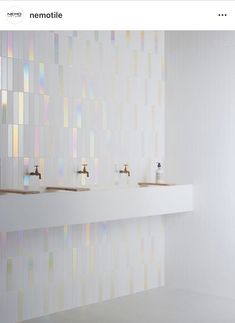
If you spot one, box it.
[0,185,193,232]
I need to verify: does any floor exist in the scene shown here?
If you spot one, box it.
[22,287,235,323]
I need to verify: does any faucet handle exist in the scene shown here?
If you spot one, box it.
[82,163,87,167]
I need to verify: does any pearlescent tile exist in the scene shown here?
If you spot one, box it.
[19,92,24,124]
[24,63,29,92]
[17,289,24,321]
[7,58,13,90]
[13,125,19,157]
[0,31,165,323]
[39,62,45,94]
[111,31,115,43]
[64,97,68,128]
[90,130,95,158]
[54,33,59,64]
[68,36,73,65]
[94,31,99,42]
[140,31,145,51]
[28,256,34,287]
[8,125,12,157]
[29,34,34,61]
[7,32,13,58]
[23,157,30,187]
[76,103,82,128]
[34,127,40,157]
[6,258,13,290]
[72,128,77,158]
[19,125,24,157]
[44,95,49,125]
[126,30,131,47]
[2,90,7,123]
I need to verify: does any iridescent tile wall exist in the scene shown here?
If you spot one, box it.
[0,31,165,188]
[0,218,164,323]
[0,31,165,323]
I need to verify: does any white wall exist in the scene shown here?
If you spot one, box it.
[165,31,235,298]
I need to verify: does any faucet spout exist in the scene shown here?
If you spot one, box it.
[78,164,89,177]
[30,165,42,180]
[119,164,130,177]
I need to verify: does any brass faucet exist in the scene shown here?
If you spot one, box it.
[119,164,130,176]
[78,164,89,177]
[30,165,42,180]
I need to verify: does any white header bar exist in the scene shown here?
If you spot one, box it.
[1,1,235,30]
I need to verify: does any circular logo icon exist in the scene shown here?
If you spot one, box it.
[6,6,24,24]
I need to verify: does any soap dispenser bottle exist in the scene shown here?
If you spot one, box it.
[156,162,163,183]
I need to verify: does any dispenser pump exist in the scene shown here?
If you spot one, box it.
[156,162,163,183]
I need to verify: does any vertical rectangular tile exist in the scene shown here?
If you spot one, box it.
[29,34,34,61]
[64,97,68,127]
[24,63,29,92]
[148,53,152,78]
[6,258,12,290]
[54,33,59,64]
[144,264,148,290]
[82,78,86,99]
[72,128,77,158]
[19,125,24,157]
[39,62,45,94]
[154,31,158,54]
[94,31,99,42]
[34,127,40,157]
[7,32,13,58]
[13,125,19,157]
[48,252,54,282]
[133,50,138,76]
[77,103,82,128]
[64,224,68,244]
[57,284,64,310]
[72,247,77,278]
[59,66,64,94]
[28,256,34,287]
[19,92,24,124]
[111,31,115,43]
[43,228,49,252]
[23,157,30,186]
[8,58,13,90]
[8,125,12,157]
[90,130,95,158]
[140,31,145,51]
[2,90,7,123]
[44,95,49,125]
[125,31,131,47]
[17,289,24,321]
[85,223,90,246]
[68,36,73,65]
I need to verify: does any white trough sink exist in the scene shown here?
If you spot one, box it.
[0,184,193,232]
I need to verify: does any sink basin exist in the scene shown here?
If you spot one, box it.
[45,186,90,192]
[0,189,40,194]
[138,182,175,187]
[88,184,139,191]
[0,184,174,196]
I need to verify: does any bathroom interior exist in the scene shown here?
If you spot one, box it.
[1,30,235,323]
